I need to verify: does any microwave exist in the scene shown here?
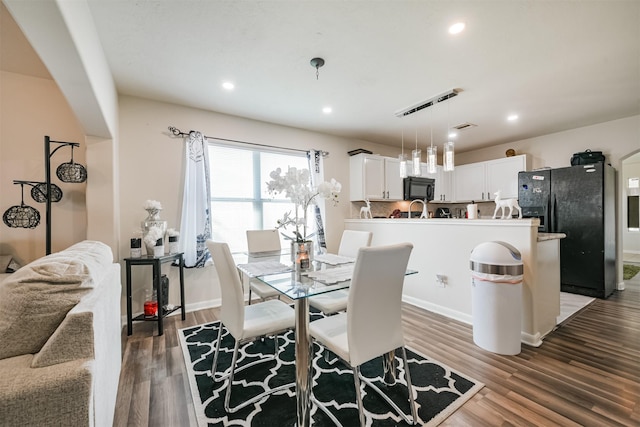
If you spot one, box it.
[403,177,435,201]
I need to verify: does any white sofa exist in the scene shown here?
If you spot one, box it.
[0,241,121,427]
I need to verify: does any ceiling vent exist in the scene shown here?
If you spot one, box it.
[394,88,461,118]
[452,122,477,131]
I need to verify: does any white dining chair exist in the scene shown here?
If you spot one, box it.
[206,240,295,413]
[309,243,418,426]
[308,230,372,315]
[246,229,282,304]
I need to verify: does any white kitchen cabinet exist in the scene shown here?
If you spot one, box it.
[453,162,486,202]
[453,154,528,202]
[349,154,403,201]
[485,155,528,200]
[423,164,454,202]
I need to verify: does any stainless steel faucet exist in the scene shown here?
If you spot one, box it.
[408,199,428,219]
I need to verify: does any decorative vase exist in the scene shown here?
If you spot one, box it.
[291,240,313,270]
[142,208,167,253]
[168,235,179,254]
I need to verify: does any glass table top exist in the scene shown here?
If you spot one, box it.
[234,250,417,300]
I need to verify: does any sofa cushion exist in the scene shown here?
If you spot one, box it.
[0,354,92,427]
[7,240,113,287]
[0,282,90,360]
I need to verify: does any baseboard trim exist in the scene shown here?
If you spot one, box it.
[402,295,544,347]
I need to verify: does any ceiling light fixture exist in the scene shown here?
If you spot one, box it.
[449,22,466,34]
[399,130,408,178]
[322,106,332,114]
[508,114,519,121]
[412,129,422,176]
[443,100,455,172]
[310,57,325,80]
[427,106,437,174]
[222,81,235,90]
[394,88,461,118]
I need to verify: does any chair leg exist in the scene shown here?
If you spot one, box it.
[401,346,418,424]
[352,366,366,427]
[224,340,241,412]
[211,325,223,377]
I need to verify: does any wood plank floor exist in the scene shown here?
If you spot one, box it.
[113,279,640,426]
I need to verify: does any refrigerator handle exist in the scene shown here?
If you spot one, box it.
[550,194,556,232]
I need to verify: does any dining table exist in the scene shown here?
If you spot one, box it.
[235,250,417,427]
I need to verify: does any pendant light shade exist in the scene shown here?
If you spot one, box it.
[443,141,455,171]
[399,153,408,178]
[427,146,437,174]
[412,149,422,176]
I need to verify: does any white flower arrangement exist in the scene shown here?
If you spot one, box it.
[166,228,180,237]
[143,226,164,247]
[267,167,341,242]
[143,199,162,211]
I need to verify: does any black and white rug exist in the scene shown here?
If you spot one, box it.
[179,311,483,426]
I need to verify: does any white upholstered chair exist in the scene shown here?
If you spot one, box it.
[308,230,373,315]
[246,229,282,304]
[309,243,417,426]
[206,240,295,413]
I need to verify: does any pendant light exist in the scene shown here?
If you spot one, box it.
[427,107,437,174]
[412,129,422,176]
[399,130,408,178]
[443,98,455,172]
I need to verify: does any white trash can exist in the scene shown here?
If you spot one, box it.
[470,241,523,355]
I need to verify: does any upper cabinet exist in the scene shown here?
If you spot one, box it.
[453,154,529,202]
[349,153,528,203]
[350,154,403,201]
[422,164,454,202]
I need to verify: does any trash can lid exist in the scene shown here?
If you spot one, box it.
[470,241,523,275]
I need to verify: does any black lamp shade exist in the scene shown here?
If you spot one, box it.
[31,183,63,203]
[3,204,41,229]
[57,162,87,183]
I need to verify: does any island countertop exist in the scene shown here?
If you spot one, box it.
[345,216,561,347]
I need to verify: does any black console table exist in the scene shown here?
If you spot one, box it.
[125,253,186,336]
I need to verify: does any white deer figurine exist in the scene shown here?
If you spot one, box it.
[492,190,522,219]
[360,199,372,219]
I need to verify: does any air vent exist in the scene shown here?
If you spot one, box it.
[452,122,477,131]
[394,88,462,118]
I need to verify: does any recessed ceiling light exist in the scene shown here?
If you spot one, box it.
[449,22,465,35]
[448,131,458,139]
[322,107,332,114]
[222,81,235,90]
[507,114,519,121]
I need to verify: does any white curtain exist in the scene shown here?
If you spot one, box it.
[307,150,327,253]
[179,131,212,267]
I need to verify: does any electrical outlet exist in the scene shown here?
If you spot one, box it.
[436,274,447,288]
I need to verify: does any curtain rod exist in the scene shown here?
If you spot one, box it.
[168,126,328,157]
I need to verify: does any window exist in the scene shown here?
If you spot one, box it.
[208,143,309,252]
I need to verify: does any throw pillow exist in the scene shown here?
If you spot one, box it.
[0,281,89,360]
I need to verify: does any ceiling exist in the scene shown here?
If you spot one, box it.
[3,1,640,153]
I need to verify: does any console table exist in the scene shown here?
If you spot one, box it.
[125,252,186,336]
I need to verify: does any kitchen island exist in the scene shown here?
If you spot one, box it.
[345,218,565,347]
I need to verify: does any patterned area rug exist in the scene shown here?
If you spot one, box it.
[179,311,483,426]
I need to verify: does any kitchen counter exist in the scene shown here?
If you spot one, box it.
[537,232,566,241]
[345,217,560,347]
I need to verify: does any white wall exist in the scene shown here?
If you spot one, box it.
[117,95,399,314]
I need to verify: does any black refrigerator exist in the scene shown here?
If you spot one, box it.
[518,163,616,298]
